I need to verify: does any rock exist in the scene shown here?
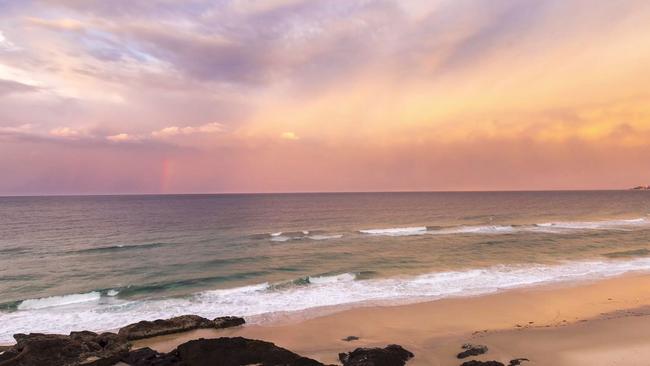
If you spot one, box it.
[0,347,18,364]
[338,344,414,366]
[0,331,130,366]
[508,358,529,366]
[342,336,360,342]
[460,361,504,366]
[213,316,245,329]
[175,337,329,366]
[120,347,181,366]
[457,344,488,359]
[118,315,244,341]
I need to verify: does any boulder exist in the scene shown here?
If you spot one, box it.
[213,316,245,329]
[508,359,529,366]
[118,315,245,341]
[460,361,504,366]
[120,347,181,366]
[175,337,329,366]
[338,344,414,366]
[0,331,129,366]
[457,344,488,359]
[342,336,360,342]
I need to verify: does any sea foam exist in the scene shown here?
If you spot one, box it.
[3,257,650,343]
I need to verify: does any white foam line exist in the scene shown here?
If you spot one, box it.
[3,258,650,343]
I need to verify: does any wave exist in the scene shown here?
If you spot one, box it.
[266,273,356,290]
[17,291,101,310]
[267,231,343,242]
[3,258,650,343]
[359,226,427,236]
[603,248,650,258]
[308,234,344,241]
[533,218,648,231]
[106,289,119,297]
[69,242,171,255]
[308,273,356,284]
[431,225,516,235]
[359,217,650,237]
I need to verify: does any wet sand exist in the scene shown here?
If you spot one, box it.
[137,273,650,365]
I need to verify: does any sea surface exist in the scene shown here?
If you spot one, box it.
[1,191,650,342]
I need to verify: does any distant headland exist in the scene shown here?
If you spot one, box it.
[631,185,650,190]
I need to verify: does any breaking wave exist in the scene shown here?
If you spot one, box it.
[359,217,649,237]
[3,257,650,343]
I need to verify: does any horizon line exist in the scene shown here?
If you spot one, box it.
[0,188,642,198]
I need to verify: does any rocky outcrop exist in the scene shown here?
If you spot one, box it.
[122,338,414,366]
[457,344,488,359]
[174,337,330,366]
[0,319,413,366]
[0,331,130,366]
[338,344,414,366]
[118,315,245,340]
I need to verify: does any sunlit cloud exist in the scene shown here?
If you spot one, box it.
[151,122,223,138]
[25,17,86,31]
[280,131,299,140]
[106,133,137,143]
[1,0,650,194]
[49,127,83,138]
[0,30,17,50]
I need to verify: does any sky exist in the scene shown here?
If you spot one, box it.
[1,0,650,195]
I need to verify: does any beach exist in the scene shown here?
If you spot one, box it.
[135,273,650,365]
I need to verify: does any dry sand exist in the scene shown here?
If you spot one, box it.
[137,273,650,365]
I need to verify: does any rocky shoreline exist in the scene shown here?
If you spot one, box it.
[0,314,528,366]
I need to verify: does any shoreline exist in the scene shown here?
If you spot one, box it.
[134,272,650,365]
[4,272,650,364]
[5,255,650,344]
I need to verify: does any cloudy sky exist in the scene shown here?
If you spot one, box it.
[1,0,650,195]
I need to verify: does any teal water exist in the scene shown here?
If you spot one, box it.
[1,191,650,342]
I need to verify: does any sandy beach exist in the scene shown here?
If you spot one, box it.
[135,273,650,365]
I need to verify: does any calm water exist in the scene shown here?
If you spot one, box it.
[1,191,650,342]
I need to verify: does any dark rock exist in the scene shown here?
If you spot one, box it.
[213,316,245,329]
[457,344,488,359]
[338,344,414,366]
[118,315,244,341]
[120,347,181,366]
[0,347,18,364]
[342,336,360,342]
[508,358,529,366]
[460,361,504,366]
[175,337,329,366]
[0,331,129,366]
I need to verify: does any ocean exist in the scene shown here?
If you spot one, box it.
[1,191,650,343]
